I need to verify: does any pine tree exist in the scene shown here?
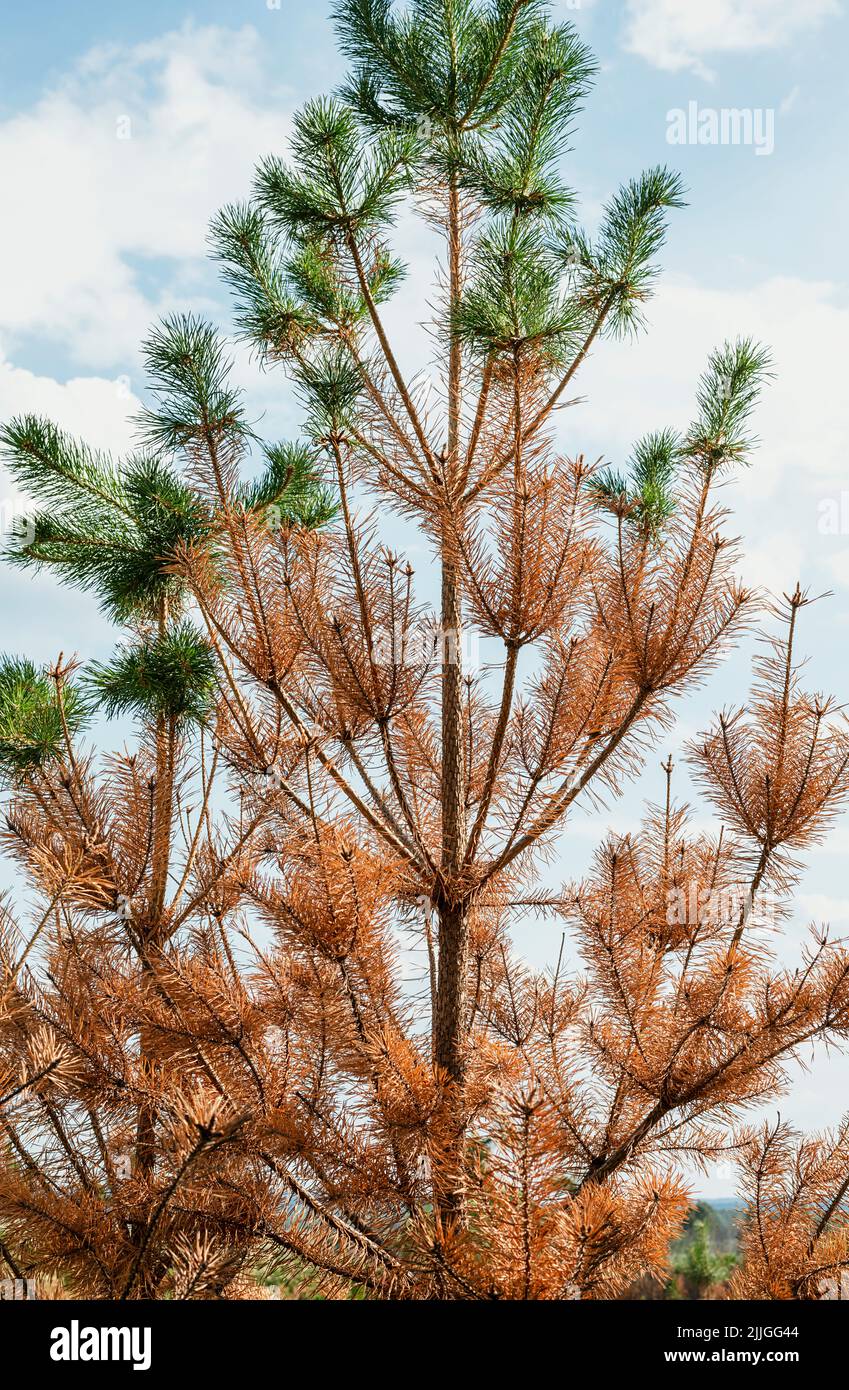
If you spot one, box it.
[2,0,849,1301]
[669,1208,736,1300]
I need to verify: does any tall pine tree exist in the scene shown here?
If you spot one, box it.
[2,2,849,1300]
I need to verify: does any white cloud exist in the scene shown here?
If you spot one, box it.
[0,352,140,458]
[622,0,840,78]
[0,24,303,668]
[738,531,805,601]
[0,24,293,369]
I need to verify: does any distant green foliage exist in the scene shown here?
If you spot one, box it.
[668,1204,739,1299]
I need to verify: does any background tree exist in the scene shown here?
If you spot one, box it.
[2,0,849,1300]
[669,1209,737,1300]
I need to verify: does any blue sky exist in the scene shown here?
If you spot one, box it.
[1,0,848,1195]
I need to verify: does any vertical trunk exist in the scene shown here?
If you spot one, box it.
[134,602,175,1196]
[149,711,176,925]
[435,557,468,1086]
[433,171,470,1212]
[132,942,158,1294]
[435,170,468,1086]
[434,900,469,1082]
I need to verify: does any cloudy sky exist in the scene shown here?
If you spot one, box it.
[1,0,848,1194]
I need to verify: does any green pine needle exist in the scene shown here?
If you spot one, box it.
[453,219,582,362]
[296,348,365,437]
[684,338,773,474]
[255,98,416,242]
[459,22,596,226]
[3,446,210,624]
[0,415,131,524]
[139,313,249,452]
[564,166,687,338]
[335,0,560,133]
[1,393,334,621]
[0,657,88,782]
[588,429,681,540]
[85,623,218,729]
[209,203,322,363]
[235,442,338,528]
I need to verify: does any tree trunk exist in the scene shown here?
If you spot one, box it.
[435,549,468,1074]
[434,549,469,1216]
